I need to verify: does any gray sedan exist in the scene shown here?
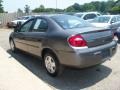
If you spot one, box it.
[9,15,117,77]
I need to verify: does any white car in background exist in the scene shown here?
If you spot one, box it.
[91,15,120,33]
[7,16,35,28]
[74,12,101,21]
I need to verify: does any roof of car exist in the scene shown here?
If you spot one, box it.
[98,15,120,18]
[34,14,68,18]
[75,12,100,15]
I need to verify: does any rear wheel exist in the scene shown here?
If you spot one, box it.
[43,52,63,77]
[10,39,16,52]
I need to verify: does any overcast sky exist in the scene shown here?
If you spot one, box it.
[3,0,108,12]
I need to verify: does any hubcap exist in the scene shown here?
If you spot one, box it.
[45,56,56,74]
[10,40,15,51]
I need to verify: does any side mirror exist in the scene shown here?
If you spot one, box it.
[14,22,22,32]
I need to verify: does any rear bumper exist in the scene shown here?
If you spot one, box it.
[7,22,17,28]
[57,40,117,68]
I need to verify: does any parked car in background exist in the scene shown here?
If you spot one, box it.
[116,27,120,41]
[7,15,35,28]
[9,14,117,77]
[91,15,120,34]
[74,12,101,21]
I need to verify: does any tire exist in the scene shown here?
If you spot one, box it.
[10,39,17,52]
[43,51,63,77]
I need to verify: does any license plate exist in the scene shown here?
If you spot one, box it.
[102,49,110,58]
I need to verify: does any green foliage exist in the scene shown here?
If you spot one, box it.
[109,0,120,14]
[82,3,96,12]
[65,6,75,12]
[110,6,120,14]
[0,0,4,13]
[32,4,63,13]
[32,0,119,14]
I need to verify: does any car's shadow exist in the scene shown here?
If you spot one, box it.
[7,49,112,90]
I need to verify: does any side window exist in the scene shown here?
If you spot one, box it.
[20,20,33,32]
[32,18,48,32]
[84,14,97,20]
[111,17,117,23]
[116,16,120,22]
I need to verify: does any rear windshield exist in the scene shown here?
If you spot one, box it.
[51,15,91,29]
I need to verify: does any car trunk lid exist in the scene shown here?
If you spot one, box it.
[66,27,113,47]
[81,30,113,47]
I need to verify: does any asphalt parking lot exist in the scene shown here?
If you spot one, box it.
[0,29,120,90]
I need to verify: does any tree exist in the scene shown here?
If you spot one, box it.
[110,6,120,14]
[72,3,80,11]
[32,4,63,13]
[65,0,117,13]
[82,3,96,12]
[105,0,115,12]
[32,5,45,12]
[99,2,106,13]
[65,6,75,12]
[17,8,23,13]
[24,5,30,14]
[109,0,120,14]
[0,0,4,13]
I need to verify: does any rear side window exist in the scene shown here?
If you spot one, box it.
[84,14,97,20]
[32,18,48,32]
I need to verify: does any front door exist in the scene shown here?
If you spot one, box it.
[14,19,35,52]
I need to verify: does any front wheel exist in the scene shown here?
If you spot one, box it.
[10,39,17,52]
[44,52,63,77]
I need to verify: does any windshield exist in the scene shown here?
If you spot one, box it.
[92,16,111,23]
[51,15,91,29]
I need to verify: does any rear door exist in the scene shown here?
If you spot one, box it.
[26,18,48,56]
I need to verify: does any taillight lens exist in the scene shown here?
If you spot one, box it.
[68,34,87,47]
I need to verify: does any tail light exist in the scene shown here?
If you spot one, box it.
[68,34,87,47]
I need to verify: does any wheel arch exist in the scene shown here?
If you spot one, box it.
[41,48,58,60]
